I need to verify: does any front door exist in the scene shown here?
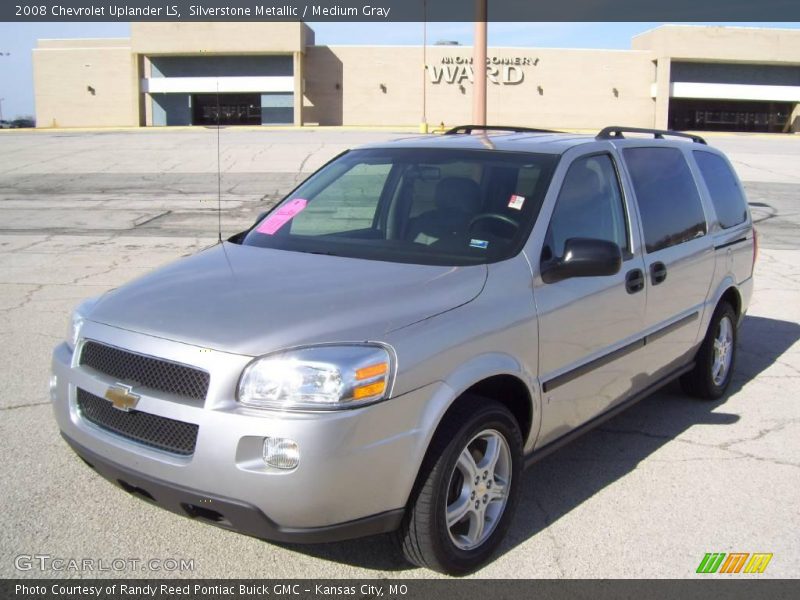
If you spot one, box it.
[534,152,647,447]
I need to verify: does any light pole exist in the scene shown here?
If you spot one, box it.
[472,0,487,126]
[0,52,8,122]
[420,1,428,133]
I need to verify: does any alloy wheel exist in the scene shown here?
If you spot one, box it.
[444,429,512,551]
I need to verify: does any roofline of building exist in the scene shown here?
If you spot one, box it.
[632,23,800,40]
[37,37,131,42]
[318,44,651,53]
[33,24,800,54]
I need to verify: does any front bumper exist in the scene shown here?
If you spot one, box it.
[51,321,452,540]
[62,434,404,543]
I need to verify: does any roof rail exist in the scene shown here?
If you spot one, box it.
[444,125,562,135]
[596,126,707,145]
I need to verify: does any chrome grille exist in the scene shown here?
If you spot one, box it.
[76,388,199,456]
[79,341,209,402]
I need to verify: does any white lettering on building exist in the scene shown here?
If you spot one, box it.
[428,56,535,85]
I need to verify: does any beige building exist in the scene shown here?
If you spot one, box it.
[33,23,800,132]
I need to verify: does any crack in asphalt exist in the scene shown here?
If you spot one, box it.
[0,234,55,253]
[295,143,326,183]
[532,494,567,577]
[0,401,50,411]
[598,419,800,470]
[0,283,43,314]
[733,159,800,183]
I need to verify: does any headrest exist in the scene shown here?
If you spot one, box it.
[559,164,603,205]
[434,177,482,213]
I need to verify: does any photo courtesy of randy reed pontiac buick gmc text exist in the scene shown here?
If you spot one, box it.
[51,125,755,574]
[15,583,379,596]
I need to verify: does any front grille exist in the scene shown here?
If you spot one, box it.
[77,388,199,456]
[80,341,209,402]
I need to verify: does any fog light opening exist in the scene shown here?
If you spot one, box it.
[118,479,155,502]
[263,437,300,470]
[183,503,230,526]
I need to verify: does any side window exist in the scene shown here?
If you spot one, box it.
[543,154,628,261]
[693,151,748,229]
[290,162,392,235]
[623,147,707,253]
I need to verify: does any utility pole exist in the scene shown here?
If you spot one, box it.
[472,0,487,126]
[421,0,428,133]
[0,51,8,122]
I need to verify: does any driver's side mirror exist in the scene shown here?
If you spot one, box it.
[541,238,622,284]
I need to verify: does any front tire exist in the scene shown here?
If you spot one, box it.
[681,302,738,399]
[399,396,523,575]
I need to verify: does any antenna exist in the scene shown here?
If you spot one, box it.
[216,82,222,243]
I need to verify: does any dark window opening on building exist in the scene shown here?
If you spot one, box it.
[669,99,794,133]
[192,94,262,126]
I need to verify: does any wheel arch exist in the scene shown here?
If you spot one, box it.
[706,276,744,331]
[402,354,539,509]
[718,286,742,321]
[438,353,538,448]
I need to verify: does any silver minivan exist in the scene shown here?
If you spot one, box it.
[51,126,755,574]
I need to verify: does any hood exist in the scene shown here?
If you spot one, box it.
[88,243,487,356]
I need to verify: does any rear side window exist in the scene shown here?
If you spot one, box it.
[693,151,748,229]
[623,147,707,253]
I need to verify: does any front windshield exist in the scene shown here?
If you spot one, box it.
[242,147,558,266]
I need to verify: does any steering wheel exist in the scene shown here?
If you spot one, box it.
[468,213,520,231]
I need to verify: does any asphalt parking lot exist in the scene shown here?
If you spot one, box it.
[0,128,798,579]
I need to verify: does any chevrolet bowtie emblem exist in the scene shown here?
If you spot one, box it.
[105,384,140,412]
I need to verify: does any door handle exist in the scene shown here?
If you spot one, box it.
[625,268,644,294]
[650,261,668,285]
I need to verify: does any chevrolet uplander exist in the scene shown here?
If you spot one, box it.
[51,126,755,574]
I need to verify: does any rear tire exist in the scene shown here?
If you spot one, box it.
[398,395,523,575]
[680,302,738,400]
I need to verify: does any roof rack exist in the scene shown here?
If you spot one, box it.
[444,125,562,135]
[596,126,707,145]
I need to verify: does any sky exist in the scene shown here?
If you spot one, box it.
[0,21,798,120]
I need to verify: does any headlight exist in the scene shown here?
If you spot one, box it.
[67,312,85,352]
[66,297,100,351]
[238,344,394,411]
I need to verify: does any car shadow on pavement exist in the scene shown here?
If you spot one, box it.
[275,314,800,573]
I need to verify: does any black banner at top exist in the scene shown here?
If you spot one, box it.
[3,0,800,22]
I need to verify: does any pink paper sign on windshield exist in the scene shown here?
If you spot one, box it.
[256,198,308,235]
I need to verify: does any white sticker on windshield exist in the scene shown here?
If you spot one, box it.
[508,194,525,210]
[470,239,489,249]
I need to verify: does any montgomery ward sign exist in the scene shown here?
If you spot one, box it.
[427,56,537,85]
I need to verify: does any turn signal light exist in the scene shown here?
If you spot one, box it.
[355,362,388,381]
[353,381,386,400]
